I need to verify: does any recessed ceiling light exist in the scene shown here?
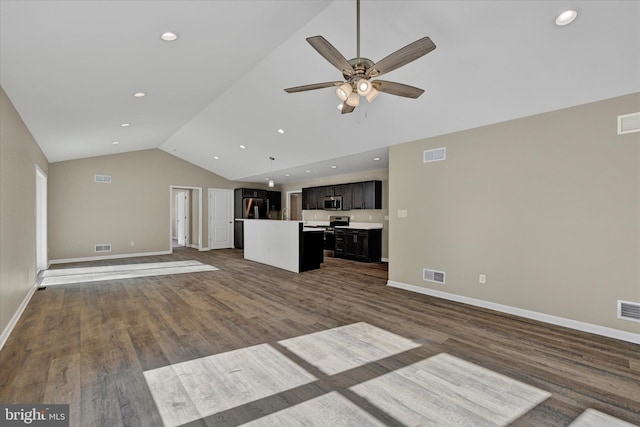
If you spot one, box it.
[239,145,246,149]
[120,123,130,127]
[331,165,337,169]
[373,157,381,161]
[133,92,146,98]
[277,129,285,134]
[555,9,578,26]
[112,141,120,145]
[213,156,219,160]
[305,170,311,173]
[285,174,290,177]
[161,32,179,41]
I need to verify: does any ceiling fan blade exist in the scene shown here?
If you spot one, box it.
[306,36,355,77]
[365,37,436,79]
[373,80,425,98]
[341,104,355,114]
[284,81,343,93]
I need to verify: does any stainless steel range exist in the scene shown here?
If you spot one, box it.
[324,215,349,254]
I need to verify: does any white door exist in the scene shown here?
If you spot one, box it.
[209,189,233,249]
[176,191,189,246]
[36,167,47,272]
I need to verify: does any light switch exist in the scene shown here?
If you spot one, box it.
[398,209,408,218]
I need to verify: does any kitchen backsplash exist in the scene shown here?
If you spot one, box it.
[302,209,389,224]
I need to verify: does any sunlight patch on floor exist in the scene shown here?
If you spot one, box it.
[144,322,559,426]
[144,344,317,427]
[569,409,637,427]
[40,260,218,286]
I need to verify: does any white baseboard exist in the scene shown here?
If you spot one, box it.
[0,282,37,352]
[50,250,172,265]
[387,280,640,345]
[381,257,389,263]
[199,247,210,251]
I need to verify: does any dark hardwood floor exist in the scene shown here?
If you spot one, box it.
[0,248,638,426]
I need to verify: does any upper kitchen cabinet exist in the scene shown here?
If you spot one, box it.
[302,181,382,210]
[350,180,382,210]
[267,190,281,211]
[302,187,320,210]
[335,184,352,210]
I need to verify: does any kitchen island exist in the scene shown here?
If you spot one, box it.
[242,219,324,273]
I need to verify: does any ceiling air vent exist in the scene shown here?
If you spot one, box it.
[95,174,112,183]
[618,300,640,323]
[617,112,640,135]
[423,268,445,284]
[424,147,446,163]
[95,244,112,253]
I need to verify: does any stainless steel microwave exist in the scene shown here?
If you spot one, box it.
[323,196,342,210]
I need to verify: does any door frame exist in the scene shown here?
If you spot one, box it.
[208,188,234,249]
[286,190,302,221]
[169,185,202,252]
[176,191,189,247]
[35,165,48,272]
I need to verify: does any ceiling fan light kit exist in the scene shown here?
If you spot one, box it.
[284,0,436,114]
[346,91,360,107]
[336,83,352,101]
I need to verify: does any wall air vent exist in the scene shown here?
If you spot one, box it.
[618,300,640,323]
[423,268,445,284]
[424,147,446,163]
[95,174,112,183]
[94,244,112,253]
[617,112,640,135]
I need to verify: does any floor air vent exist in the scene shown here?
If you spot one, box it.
[618,300,640,323]
[95,174,112,183]
[423,268,445,284]
[95,244,112,253]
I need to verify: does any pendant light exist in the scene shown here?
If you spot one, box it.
[268,157,275,188]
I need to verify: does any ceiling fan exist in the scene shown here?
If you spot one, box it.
[284,0,436,114]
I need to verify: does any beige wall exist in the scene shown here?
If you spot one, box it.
[0,87,49,337]
[48,149,239,261]
[279,168,389,259]
[389,93,640,334]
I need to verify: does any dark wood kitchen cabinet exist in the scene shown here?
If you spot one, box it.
[267,190,281,211]
[334,228,381,262]
[302,187,319,210]
[350,180,382,209]
[302,181,381,210]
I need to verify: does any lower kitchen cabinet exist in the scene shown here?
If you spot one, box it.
[334,228,382,263]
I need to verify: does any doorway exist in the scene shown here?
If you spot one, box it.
[35,166,47,272]
[286,190,302,221]
[169,186,202,251]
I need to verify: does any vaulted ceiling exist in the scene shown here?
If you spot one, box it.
[1,1,638,185]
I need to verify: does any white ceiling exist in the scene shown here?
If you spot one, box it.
[1,1,639,185]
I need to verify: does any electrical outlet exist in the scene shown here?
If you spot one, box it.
[384,215,389,221]
[130,241,135,247]
[368,215,372,220]
[479,274,486,284]
[350,215,355,220]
